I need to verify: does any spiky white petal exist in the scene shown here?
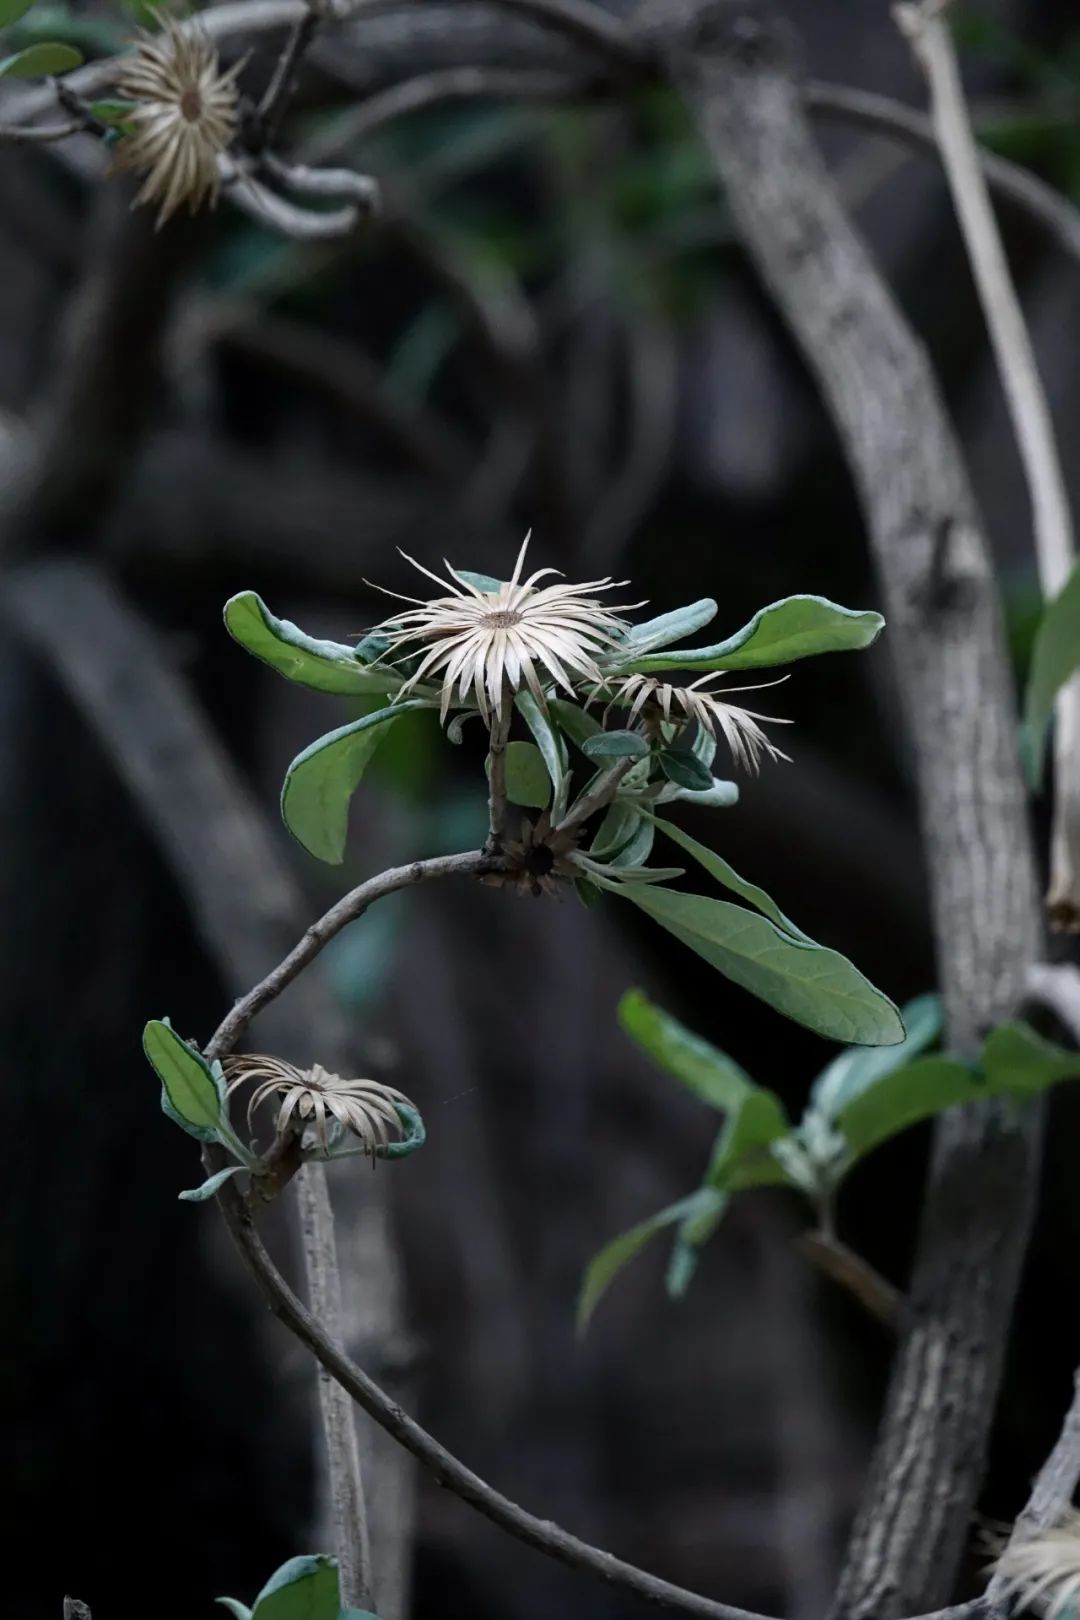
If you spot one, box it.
[368,533,641,723]
[224,1055,412,1158]
[114,15,239,227]
[991,1511,1080,1620]
[602,672,792,773]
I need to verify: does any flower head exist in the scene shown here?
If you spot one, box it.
[482,811,581,898]
[989,1510,1080,1618]
[601,672,791,773]
[224,1055,413,1158]
[114,14,239,227]
[368,533,638,723]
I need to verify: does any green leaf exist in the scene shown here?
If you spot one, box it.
[179,1165,245,1203]
[665,1191,729,1298]
[981,1020,1080,1092]
[619,988,760,1111]
[500,740,550,809]
[281,702,430,864]
[224,591,400,697]
[0,38,81,73]
[703,1092,792,1191]
[549,698,602,749]
[615,595,885,675]
[656,777,739,810]
[0,0,36,28]
[1022,557,1080,786]
[582,729,649,759]
[834,1054,984,1160]
[252,1557,340,1620]
[608,814,654,868]
[808,993,944,1124]
[611,886,905,1046]
[89,98,137,123]
[577,1189,718,1331]
[216,1602,253,1620]
[646,814,813,942]
[590,801,641,860]
[454,569,501,593]
[658,749,713,791]
[143,1018,224,1141]
[612,598,718,659]
[516,690,568,809]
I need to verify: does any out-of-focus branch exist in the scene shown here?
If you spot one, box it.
[638,4,1042,1616]
[300,65,582,164]
[3,557,393,1611]
[583,314,678,564]
[805,80,1080,269]
[180,305,467,480]
[984,1370,1080,1620]
[895,0,1080,932]
[1026,962,1080,1047]
[798,1231,900,1331]
[0,117,81,142]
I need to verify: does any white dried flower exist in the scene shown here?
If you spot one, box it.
[224,1055,413,1157]
[114,15,239,227]
[368,533,638,723]
[991,1511,1080,1619]
[601,672,792,773]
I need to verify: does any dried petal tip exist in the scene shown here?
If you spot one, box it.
[601,672,792,774]
[368,532,642,724]
[223,1054,414,1159]
[991,1510,1080,1618]
[114,14,239,227]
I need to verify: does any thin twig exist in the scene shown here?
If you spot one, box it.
[486,0,639,65]
[805,80,1080,270]
[258,5,319,141]
[798,1231,900,1331]
[486,701,513,849]
[0,117,82,143]
[222,167,359,237]
[216,1172,795,1620]
[896,1,1080,932]
[205,850,499,1062]
[261,150,380,210]
[555,757,636,833]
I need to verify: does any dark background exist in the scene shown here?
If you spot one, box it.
[5,1,1080,1616]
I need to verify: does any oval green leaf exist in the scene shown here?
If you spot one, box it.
[252,1557,340,1620]
[143,1018,224,1141]
[179,1165,245,1203]
[614,885,905,1046]
[224,591,402,697]
[577,1188,720,1331]
[808,993,944,1124]
[516,690,568,809]
[615,595,885,675]
[0,0,37,29]
[610,598,718,660]
[619,987,759,1111]
[0,39,81,74]
[501,740,551,809]
[582,729,649,760]
[658,749,713,791]
[281,702,430,863]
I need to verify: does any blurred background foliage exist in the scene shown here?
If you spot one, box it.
[5,2,1080,1618]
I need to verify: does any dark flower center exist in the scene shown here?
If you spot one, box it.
[483,609,523,629]
[179,88,203,122]
[524,843,556,878]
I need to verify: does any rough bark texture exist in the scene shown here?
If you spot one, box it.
[637,1,1044,1614]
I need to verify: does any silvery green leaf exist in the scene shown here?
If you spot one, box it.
[216,1601,253,1619]
[516,690,569,810]
[251,1557,340,1620]
[179,1165,245,1203]
[578,1187,721,1330]
[808,993,943,1124]
[499,740,551,809]
[582,729,649,760]
[281,701,432,863]
[656,777,739,809]
[224,591,401,697]
[611,598,718,658]
[613,595,885,676]
[454,569,501,593]
[658,750,713,792]
[144,1018,225,1142]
